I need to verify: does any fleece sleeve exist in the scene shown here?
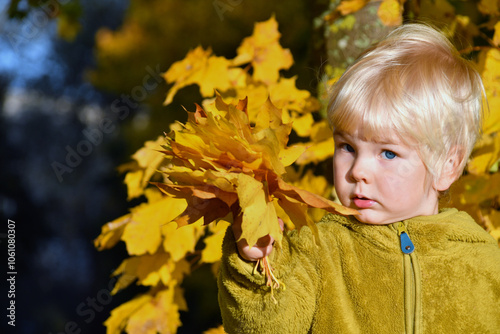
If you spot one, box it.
[217,225,321,334]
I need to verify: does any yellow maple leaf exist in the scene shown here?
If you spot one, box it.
[268,76,320,115]
[295,140,335,165]
[104,294,152,334]
[449,172,500,243]
[480,208,500,243]
[419,0,456,26]
[493,22,500,47]
[480,49,500,135]
[163,46,232,105]
[467,134,500,174]
[280,144,308,167]
[204,325,227,334]
[215,82,270,122]
[295,119,335,165]
[337,0,369,15]
[121,192,187,255]
[287,169,334,224]
[135,252,171,286]
[110,257,140,294]
[292,113,315,137]
[237,173,282,247]
[94,213,131,251]
[162,218,204,261]
[449,173,500,209]
[124,170,144,200]
[125,286,184,334]
[95,188,188,257]
[111,254,191,294]
[133,137,165,183]
[233,16,293,85]
[121,218,161,256]
[201,220,232,263]
[125,302,159,334]
[122,136,166,200]
[377,0,403,27]
[477,0,500,16]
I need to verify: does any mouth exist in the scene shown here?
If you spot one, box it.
[352,195,376,209]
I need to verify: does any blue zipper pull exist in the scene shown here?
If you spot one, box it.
[397,222,415,254]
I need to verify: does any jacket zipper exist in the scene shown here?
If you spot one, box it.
[397,222,422,334]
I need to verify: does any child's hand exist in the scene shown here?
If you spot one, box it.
[232,217,284,262]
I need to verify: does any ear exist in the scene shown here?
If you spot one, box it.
[434,147,464,192]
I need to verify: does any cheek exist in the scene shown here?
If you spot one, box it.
[333,160,350,201]
[379,173,404,198]
[333,171,346,195]
[380,167,428,202]
[332,157,343,183]
[379,168,417,199]
[396,152,430,182]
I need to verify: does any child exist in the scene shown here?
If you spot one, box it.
[217,23,500,333]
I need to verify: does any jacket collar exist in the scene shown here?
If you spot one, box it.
[335,208,496,254]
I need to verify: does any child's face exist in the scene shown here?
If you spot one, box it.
[333,128,439,225]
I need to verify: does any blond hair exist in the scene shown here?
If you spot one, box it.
[328,23,484,184]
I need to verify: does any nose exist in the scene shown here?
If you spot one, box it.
[349,156,371,183]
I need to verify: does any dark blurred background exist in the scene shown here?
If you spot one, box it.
[0,1,328,332]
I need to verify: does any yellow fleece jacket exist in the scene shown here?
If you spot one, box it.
[218,208,500,333]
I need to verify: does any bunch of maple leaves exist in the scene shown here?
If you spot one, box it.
[94,5,500,333]
[154,94,355,246]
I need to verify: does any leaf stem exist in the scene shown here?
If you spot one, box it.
[254,256,285,304]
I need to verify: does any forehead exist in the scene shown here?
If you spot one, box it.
[333,124,407,146]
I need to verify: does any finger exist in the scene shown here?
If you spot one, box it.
[238,242,274,262]
[236,234,274,261]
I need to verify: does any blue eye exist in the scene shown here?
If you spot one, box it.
[342,144,355,153]
[382,150,396,160]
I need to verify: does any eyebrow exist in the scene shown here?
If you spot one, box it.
[333,130,399,145]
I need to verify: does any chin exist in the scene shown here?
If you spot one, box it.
[353,213,392,225]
